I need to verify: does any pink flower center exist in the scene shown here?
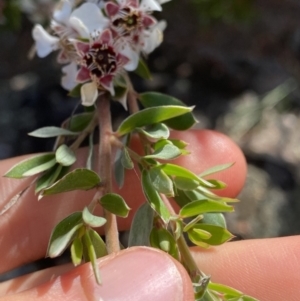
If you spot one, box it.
[112,7,141,36]
[83,43,117,78]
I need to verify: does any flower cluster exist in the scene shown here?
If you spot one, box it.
[32,0,170,107]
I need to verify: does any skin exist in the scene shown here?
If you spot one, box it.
[0,129,299,301]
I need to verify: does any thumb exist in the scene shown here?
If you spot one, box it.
[0,247,194,301]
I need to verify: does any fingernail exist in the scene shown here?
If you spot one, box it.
[92,247,185,301]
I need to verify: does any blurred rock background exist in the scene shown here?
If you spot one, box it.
[1,0,300,279]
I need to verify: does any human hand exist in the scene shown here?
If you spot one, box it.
[0,130,298,301]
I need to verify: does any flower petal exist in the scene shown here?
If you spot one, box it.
[81,82,98,106]
[76,66,91,83]
[105,2,120,17]
[142,20,166,54]
[118,41,139,71]
[53,0,72,24]
[140,0,162,12]
[70,3,109,38]
[32,25,60,58]
[100,75,115,96]
[99,29,113,45]
[156,0,171,4]
[61,62,78,91]
[73,40,90,55]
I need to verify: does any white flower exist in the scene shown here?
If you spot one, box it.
[32,24,60,57]
[74,29,129,106]
[105,0,166,70]
[69,3,109,39]
[61,62,78,91]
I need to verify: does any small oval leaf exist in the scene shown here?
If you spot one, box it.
[141,169,171,223]
[173,176,199,191]
[149,166,174,196]
[180,200,234,218]
[5,153,55,179]
[88,229,107,258]
[121,148,134,169]
[117,105,193,136]
[42,168,101,196]
[28,126,79,138]
[23,158,57,177]
[145,144,181,160]
[82,231,102,284]
[137,123,170,141]
[200,213,227,228]
[128,202,154,247]
[47,212,83,258]
[161,163,215,188]
[191,224,234,246]
[150,228,179,260]
[99,193,131,218]
[82,207,107,228]
[71,237,83,266]
[138,92,198,130]
[55,144,76,166]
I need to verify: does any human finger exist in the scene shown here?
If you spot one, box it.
[191,235,300,301]
[0,247,194,301]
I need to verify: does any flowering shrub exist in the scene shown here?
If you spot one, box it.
[4,1,258,300]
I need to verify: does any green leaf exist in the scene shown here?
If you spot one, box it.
[28,126,79,138]
[137,123,170,141]
[161,163,215,188]
[121,148,134,169]
[183,215,203,232]
[23,158,57,177]
[99,193,131,218]
[200,213,227,228]
[47,212,83,258]
[82,231,102,284]
[208,283,260,301]
[205,179,227,189]
[199,163,234,177]
[141,169,171,223]
[128,202,154,247]
[153,139,173,151]
[117,105,193,136]
[42,168,101,196]
[82,207,107,228]
[190,224,234,246]
[71,237,83,266]
[150,228,179,260]
[5,153,55,179]
[174,219,183,240]
[114,148,125,188]
[192,228,212,240]
[87,229,107,258]
[173,176,200,190]
[35,164,66,193]
[138,92,198,130]
[55,144,76,166]
[134,58,152,79]
[173,188,192,208]
[67,112,95,132]
[145,144,182,160]
[149,166,174,196]
[180,200,234,218]
[68,83,83,97]
[169,139,189,149]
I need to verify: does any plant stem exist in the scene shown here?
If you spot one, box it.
[160,194,206,281]
[97,94,120,254]
[128,90,140,114]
